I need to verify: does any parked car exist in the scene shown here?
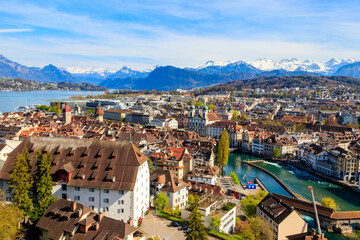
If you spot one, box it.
[168,221,180,227]
[178,224,188,231]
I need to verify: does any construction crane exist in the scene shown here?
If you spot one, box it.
[308,186,322,236]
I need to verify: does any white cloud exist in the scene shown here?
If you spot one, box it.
[0,28,32,33]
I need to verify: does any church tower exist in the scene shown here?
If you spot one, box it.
[62,102,71,124]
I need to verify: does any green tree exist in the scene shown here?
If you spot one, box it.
[0,190,22,240]
[210,215,221,231]
[37,105,49,111]
[237,217,273,240]
[195,101,205,107]
[208,104,215,111]
[218,129,229,176]
[240,190,267,217]
[229,172,240,184]
[321,197,338,210]
[240,113,248,120]
[188,194,195,205]
[272,147,281,159]
[56,100,61,116]
[232,111,239,120]
[155,192,168,210]
[7,149,32,217]
[148,159,155,173]
[295,123,306,133]
[186,197,208,240]
[32,151,53,221]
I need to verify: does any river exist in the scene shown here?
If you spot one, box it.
[224,152,360,240]
[0,90,105,113]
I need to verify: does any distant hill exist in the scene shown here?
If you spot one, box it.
[333,62,360,78]
[0,55,76,83]
[215,75,360,90]
[99,66,322,90]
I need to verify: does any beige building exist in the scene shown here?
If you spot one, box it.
[257,194,308,240]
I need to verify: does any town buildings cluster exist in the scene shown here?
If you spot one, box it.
[0,87,359,239]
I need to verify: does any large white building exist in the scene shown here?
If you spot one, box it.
[188,105,220,136]
[0,136,149,227]
[151,117,178,129]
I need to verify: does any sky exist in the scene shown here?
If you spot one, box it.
[0,0,360,70]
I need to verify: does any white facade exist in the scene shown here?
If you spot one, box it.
[29,161,148,228]
[187,175,217,185]
[151,118,178,129]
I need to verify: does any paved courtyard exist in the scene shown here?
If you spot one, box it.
[140,211,219,240]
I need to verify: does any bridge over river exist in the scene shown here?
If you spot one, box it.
[273,193,360,227]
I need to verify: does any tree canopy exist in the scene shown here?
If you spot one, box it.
[272,147,281,159]
[186,196,208,240]
[240,190,268,217]
[195,101,205,107]
[0,190,22,240]
[32,151,54,221]
[229,172,240,184]
[218,129,229,176]
[7,149,32,217]
[321,197,338,210]
[232,111,239,120]
[155,192,168,210]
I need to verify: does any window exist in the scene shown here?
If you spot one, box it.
[89,188,94,192]
[62,194,67,199]
[75,187,80,191]
[104,198,109,203]
[89,205,94,210]
[104,189,109,193]
[118,190,124,195]
[74,196,80,201]
[89,197,94,202]
[103,207,109,212]
[6,197,11,201]
[61,185,67,191]
[117,209,124,213]
[118,200,124,205]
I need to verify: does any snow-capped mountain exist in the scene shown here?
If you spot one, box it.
[190,60,260,74]
[66,67,118,76]
[248,58,359,74]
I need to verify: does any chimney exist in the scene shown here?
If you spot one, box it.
[77,208,83,218]
[127,219,134,226]
[71,201,77,212]
[97,212,106,221]
[94,222,100,231]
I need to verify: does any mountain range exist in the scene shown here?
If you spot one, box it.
[1,54,360,90]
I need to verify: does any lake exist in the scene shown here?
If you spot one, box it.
[0,90,104,113]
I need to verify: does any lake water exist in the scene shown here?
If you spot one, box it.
[0,90,104,113]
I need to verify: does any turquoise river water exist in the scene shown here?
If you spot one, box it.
[225,152,360,240]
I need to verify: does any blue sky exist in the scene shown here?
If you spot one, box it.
[0,0,360,69]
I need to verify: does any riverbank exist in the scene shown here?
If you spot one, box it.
[234,149,360,197]
[288,161,360,195]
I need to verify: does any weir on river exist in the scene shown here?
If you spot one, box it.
[225,152,360,240]
[225,152,360,211]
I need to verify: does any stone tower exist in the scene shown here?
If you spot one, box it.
[62,102,71,124]
[74,104,81,115]
[95,104,104,122]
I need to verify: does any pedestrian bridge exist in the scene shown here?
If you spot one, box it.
[273,193,360,226]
